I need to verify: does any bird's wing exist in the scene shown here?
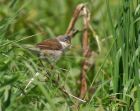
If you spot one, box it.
[36,39,62,50]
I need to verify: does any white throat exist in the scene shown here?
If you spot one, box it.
[59,41,70,49]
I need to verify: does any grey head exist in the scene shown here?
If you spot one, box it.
[56,35,71,44]
[56,29,79,43]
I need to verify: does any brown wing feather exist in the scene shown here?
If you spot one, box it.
[36,39,62,50]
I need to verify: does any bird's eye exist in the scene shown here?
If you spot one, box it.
[63,36,68,42]
[64,38,67,41]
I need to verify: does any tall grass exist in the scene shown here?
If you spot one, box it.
[105,0,140,110]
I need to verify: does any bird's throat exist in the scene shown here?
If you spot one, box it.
[59,41,70,49]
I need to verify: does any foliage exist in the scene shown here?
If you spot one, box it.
[0,0,139,111]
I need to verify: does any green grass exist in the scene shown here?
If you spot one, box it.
[0,0,140,111]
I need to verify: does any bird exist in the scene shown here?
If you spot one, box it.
[24,29,79,63]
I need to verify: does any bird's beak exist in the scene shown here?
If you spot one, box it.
[68,29,79,38]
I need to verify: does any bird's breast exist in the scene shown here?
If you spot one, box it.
[40,49,63,61]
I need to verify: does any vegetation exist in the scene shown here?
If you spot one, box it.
[0,0,140,111]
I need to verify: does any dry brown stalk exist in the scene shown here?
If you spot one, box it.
[80,7,99,99]
[65,3,97,99]
[65,3,85,35]
[80,7,91,99]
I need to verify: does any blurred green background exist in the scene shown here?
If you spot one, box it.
[0,0,140,111]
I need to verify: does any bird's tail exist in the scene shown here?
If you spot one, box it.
[23,44,40,55]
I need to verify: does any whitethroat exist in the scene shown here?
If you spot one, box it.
[25,29,79,63]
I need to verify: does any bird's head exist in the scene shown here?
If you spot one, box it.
[57,29,79,43]
[56,35,71,50]
[56,29,79,50]
[57,35,71,43]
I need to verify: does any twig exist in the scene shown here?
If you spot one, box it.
[61,88,86,103]
[25,72,40,90]
[20,72,40,96]
[50,79,86,103]
[89,24,101,53]
[65,3,85,35]
[80,6,91,99]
